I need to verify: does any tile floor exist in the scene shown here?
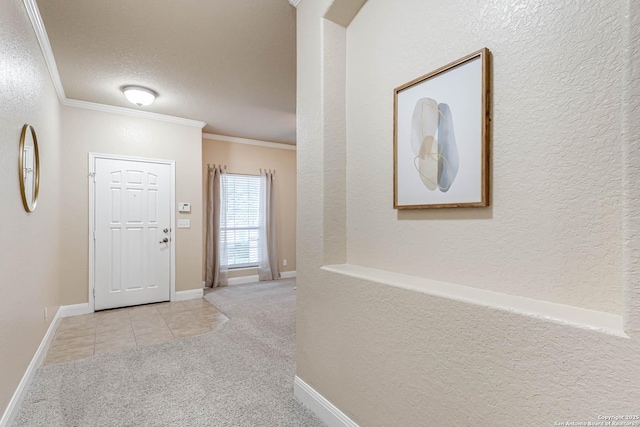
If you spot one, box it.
[44,299,228,366]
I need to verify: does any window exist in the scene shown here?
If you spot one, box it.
[222,174,260,268]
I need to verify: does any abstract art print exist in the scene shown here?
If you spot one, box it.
[394,48,490,209]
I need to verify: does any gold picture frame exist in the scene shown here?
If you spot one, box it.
[393,48,490,209]
[19,124,40,212]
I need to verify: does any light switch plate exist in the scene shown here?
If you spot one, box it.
[178,202,191,213]
[178,219,190,228]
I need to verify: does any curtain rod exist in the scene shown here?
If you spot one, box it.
[206,164,275,173]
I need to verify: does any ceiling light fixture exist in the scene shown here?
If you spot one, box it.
[122,86,157,107]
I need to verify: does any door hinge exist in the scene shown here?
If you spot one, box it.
[88,172,96,182]
[93,288,95,297]
[93,230,96,240]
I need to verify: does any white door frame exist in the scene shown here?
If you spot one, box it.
[88,153,176,312]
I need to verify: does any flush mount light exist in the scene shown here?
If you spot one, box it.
[122,86,157,107]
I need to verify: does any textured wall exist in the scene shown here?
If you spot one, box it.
[201,139,297,277]
[346,0,623,314]
[622,0,640,332]
[0,0,62,416]
[60,106,203,304]
[300,270,640,426]
[295,0,640,425]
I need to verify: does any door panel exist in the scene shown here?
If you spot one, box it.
[94,158,172,311]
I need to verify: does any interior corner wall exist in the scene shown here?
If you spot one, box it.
[322,18,347,265]
[295,0,640,425]
[201,139,297,279]
[59,106,203,304]
[0,0,62,416]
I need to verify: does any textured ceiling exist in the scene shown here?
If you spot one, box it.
[37,0,297,144]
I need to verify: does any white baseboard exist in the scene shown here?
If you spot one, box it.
[174,288,204,301]
[293,376,359,427]
[228,275,260,286]
[0,308,62,427]
[226,271,296,286]
[58,303,93,318]
[59,290,206,307]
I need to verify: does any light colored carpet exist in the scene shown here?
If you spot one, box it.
[15,278,324,427]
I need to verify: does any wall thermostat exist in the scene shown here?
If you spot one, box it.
[178,202,191,213]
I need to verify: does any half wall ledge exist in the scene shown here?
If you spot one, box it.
[321,264,627,338]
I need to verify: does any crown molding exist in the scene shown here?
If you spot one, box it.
[289,0,302,7]
[23,0,206,129]
[23,0,66,103]
[63,99,206,128]
[203,133,297,151]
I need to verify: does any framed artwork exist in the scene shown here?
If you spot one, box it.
[394,48,490,209]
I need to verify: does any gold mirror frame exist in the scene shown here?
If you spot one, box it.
[19,124,40,212]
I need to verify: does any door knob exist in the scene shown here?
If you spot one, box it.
[159,237,169,243]
[163,228,169,233]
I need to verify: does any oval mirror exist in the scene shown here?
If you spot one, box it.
[19,124,40,212]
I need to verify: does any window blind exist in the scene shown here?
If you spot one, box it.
[223,174,260,268]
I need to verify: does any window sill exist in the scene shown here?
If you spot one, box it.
[229,266,259,271]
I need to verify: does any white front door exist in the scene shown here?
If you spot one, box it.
[93,157,172,311]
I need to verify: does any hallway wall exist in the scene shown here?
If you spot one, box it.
[0,0,62,416]
[59,107,203,304]
[295,0,640,425]
[344,0,624,314]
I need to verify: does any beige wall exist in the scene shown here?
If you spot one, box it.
[296,0,640,425]
[345,1,623,314]
[202,139,297,278]
[0,0,62,416]
[60,107,203,304]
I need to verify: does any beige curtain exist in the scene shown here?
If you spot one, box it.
[205,165,228,288]
[258,170,280,281]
